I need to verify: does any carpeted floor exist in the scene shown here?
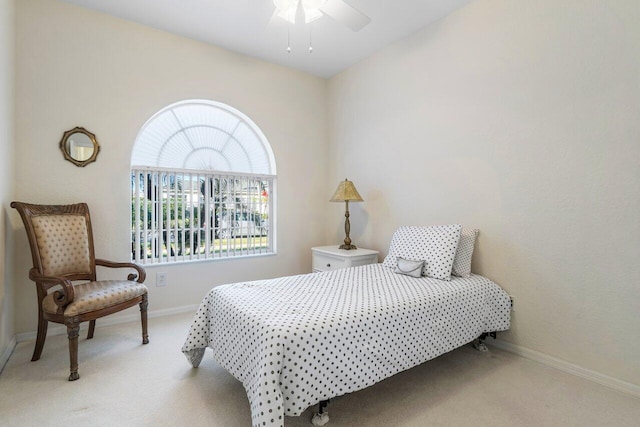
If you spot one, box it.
[1,312,638,427]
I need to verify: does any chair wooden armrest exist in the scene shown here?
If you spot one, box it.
[28,268,75,309]
[95,259,146,283]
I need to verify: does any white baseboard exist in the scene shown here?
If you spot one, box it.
[15,304,199,343]
[0,336,17,374]
[490,339,640,398]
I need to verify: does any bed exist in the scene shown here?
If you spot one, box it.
[182,226,511,427]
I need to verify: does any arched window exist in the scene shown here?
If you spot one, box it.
[130,100,276,264]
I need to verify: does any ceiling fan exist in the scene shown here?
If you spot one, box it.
[272,0,371,32]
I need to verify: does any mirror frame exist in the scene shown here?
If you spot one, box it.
[59,126,100,167]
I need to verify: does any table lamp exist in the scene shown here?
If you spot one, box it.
[330,178,363,250]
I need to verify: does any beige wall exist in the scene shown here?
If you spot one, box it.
[8,0,639,391]
[12,0,328,334]
[328,0,640,386]
[0,0,15,365]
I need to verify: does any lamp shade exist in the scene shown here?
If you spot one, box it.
[330,179,363,202]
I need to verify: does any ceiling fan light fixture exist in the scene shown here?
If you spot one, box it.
[277,8,297,24]
[273,0,298,12]
[274,0,326,24]
[301,0,328,9]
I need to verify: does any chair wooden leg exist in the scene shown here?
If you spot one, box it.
[31,310,48,361]
[65,318,81,381]
[140,294,149,344]
[87,320,96,339]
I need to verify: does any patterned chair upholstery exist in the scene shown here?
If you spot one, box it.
[11,202,149,381]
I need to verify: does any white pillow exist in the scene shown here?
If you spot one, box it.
[452,228,479,278]
[382,225,462,280]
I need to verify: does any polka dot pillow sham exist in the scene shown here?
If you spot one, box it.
[382,224,462,280]
[452,228,479,278]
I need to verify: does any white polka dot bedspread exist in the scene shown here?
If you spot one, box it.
[182,264,511,427]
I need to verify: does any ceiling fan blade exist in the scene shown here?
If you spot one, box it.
[320,0,371,32]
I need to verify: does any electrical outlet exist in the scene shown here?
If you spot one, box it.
[509,295,515,312]
[156,272,168,287]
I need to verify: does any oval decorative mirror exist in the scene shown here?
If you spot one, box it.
[59,127,100,167]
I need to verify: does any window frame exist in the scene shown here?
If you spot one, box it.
[130,100,277,265]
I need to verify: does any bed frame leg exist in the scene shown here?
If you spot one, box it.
[311,400,330,426]
[473,332,496,352]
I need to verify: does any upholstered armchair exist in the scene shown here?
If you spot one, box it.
[11,202,149,381]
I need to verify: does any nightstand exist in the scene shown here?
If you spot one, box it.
[311,246,379,272]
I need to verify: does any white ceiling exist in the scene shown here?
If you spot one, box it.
[57,0,473,78]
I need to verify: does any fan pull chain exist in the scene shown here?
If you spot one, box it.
[309,22,313,53]
[287,23,291,53]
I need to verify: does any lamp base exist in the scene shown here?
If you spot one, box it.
[339,244,357,250]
